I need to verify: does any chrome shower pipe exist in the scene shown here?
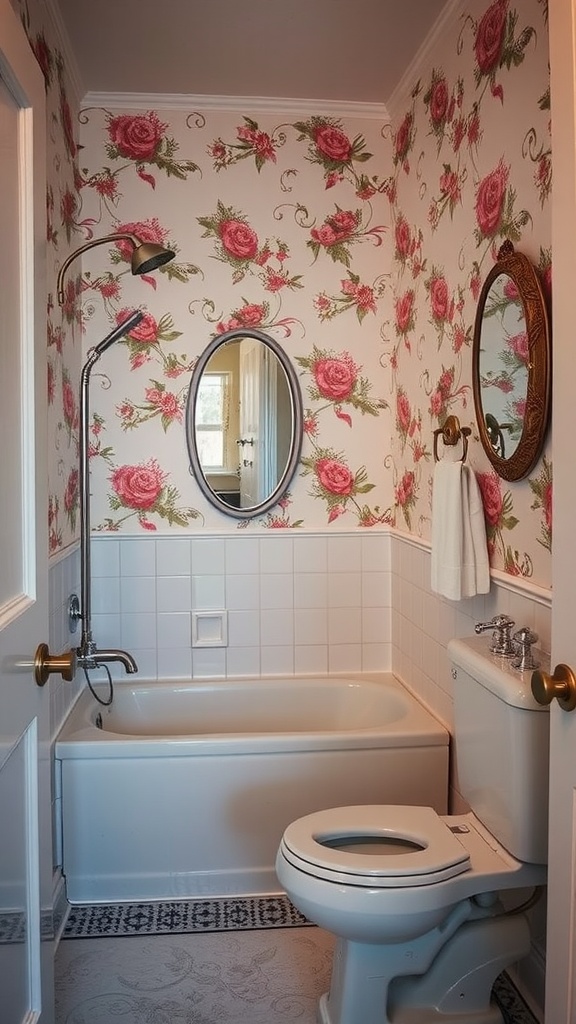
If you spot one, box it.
[76,311,144,673]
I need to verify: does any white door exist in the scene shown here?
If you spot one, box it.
[239,338,261,507]
[0,3,52,1022]
[543,1,576,1019]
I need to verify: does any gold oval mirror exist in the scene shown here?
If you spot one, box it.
[185,328,303,518]
[472,241,551,481]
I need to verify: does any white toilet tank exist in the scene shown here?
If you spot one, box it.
[448,636,550,865]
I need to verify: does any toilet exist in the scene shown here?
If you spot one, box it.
[276,636,549,1024]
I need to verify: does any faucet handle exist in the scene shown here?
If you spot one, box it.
[474,614,516,657]
[512,627,540,672]
[474,614,514,634]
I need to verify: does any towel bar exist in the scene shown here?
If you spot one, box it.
[433,414,471,463]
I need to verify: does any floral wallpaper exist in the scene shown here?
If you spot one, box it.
[69,107,396,533]
[18,0,552,590]
[386,0,552,585]
[13,0,83,560]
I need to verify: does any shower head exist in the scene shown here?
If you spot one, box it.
[130,239,175,275]
[56,232,176,305]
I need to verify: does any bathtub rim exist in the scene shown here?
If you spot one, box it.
[55,671,449,758]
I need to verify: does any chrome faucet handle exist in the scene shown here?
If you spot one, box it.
[511,627,540,672]
[474,614,516,657]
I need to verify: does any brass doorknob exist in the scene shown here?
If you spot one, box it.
[531,664,576,712]
[34,644,77,687]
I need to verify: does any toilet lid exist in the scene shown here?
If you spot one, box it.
[280,805,471,887]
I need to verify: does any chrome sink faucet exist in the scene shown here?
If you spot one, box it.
[475,614,516,658]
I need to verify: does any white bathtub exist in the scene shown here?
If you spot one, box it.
[55,674,449,903]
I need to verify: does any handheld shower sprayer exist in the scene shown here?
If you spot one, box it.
[60,233,176,691]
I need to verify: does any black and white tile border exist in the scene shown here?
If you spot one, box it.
[63,895,310,938]
[493,974,540,1024]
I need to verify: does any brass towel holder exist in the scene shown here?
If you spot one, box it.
[433,414,471,463]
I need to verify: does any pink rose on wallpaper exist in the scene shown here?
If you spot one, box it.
[117,309,159,344]
[544,482,552,531]
[395,217,412,259]
[144,388,182,423]
[219,219,259,261]
[312,223,339,247]
[512,397,526,419]
[396,390,414,437]
[394,111,413,164]
[313,356,357,401]
[330,210,358,240]
[439,167,461,207]
[62,377,78,432]
[60,187,78,235]
[438,367,455,395]
[429,389,444,417]
[395,470,415,509]
[470,269,482,300]
[339,278,377,317]
[64,468,79,515]
[503,278,520,301]
[107,112,166,162]
[316,458,355,496]
[236,124,276,162]
[430,76,450,125]
[309,209,361,258]
[238,303,266,325]
[474,0,508,75]
[429,276,453,323]
[395,289,415,335]
[477,471,504,527]
[508,331,529,364]
[468,109,481,147]
[475,160,509,238]
[312,124,352,164]
[110,460,166,511]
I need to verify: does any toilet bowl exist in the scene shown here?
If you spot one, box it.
[277,804,545,943]
[276,637,550,1024]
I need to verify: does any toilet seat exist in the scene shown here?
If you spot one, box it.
[280,805,471,888]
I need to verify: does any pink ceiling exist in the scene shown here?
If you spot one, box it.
[53,0,448,104]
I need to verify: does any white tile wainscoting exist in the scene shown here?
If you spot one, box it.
[48,529,551,743]
[86,531,393,683]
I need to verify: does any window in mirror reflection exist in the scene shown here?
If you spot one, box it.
[195,372,232,471]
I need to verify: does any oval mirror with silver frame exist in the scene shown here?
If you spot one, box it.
[185,328,303,518]
[472,240,551,482]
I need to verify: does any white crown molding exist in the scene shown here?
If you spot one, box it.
[41,0,85,105]
[81,90,390,121]
[386,0,467,122]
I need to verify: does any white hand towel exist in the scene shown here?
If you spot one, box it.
[431,456,491,600]
[431,456,464,601]
[465,465,490,595]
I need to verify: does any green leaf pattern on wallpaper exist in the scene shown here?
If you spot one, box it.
[34,0,552,584]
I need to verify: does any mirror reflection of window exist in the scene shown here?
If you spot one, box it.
[195,372,231,470]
